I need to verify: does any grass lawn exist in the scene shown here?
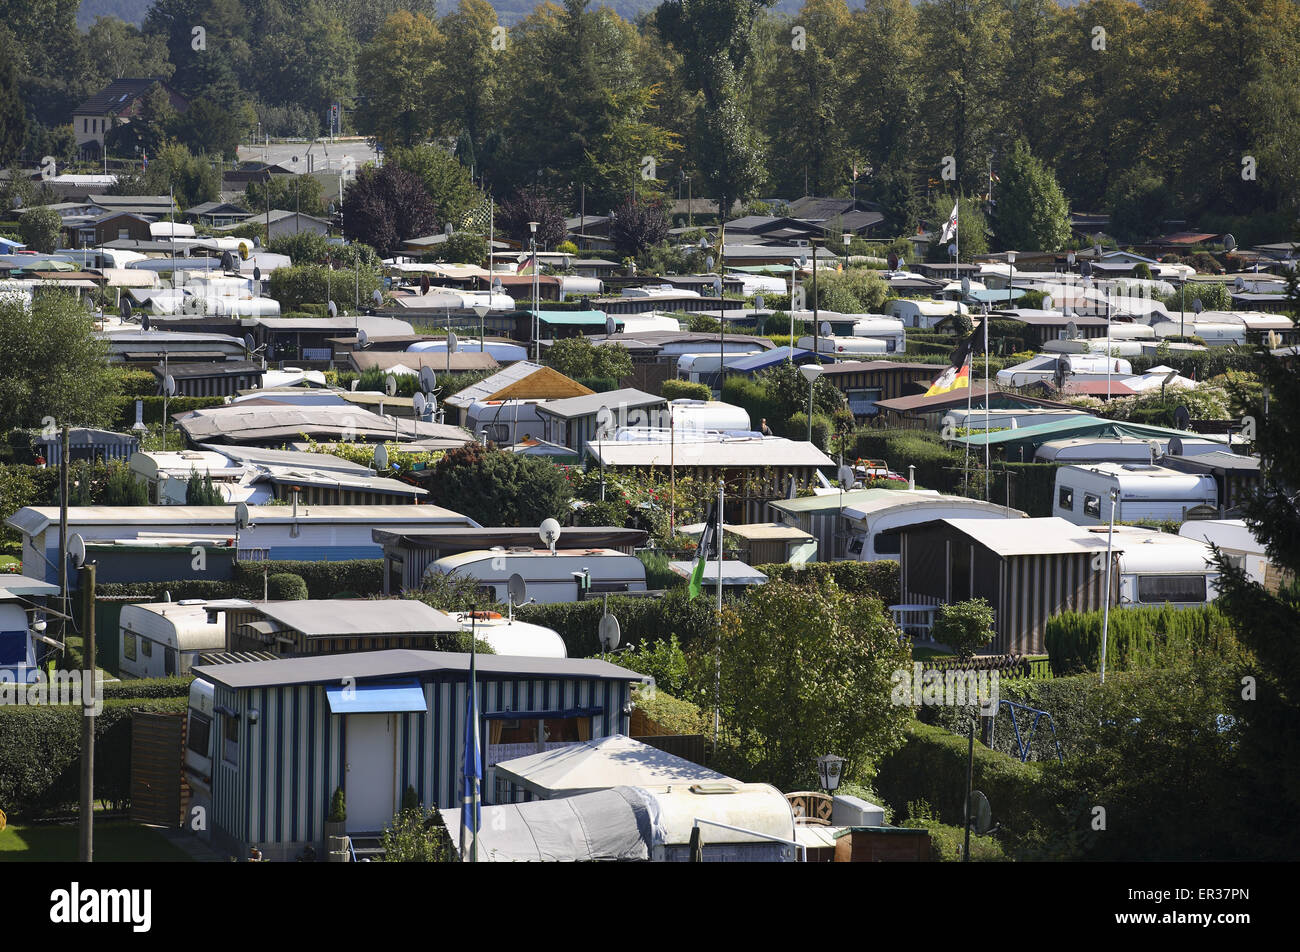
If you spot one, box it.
[911,645,952,661]
[0,820,193,862]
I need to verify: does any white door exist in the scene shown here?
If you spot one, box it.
[345,714,396,832]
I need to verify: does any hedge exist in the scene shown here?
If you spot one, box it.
[660,379,712,401]
[873,719,1050,853]
[849,429,965,493]
[516,589,718,658]
[94,580,238,600]
[100,677,193,700]
[756,560,899,604]
[266,573,308,600]
[1043,604,1236,676]
[0,696,189,818]
[1128,348,1259,380]
[112,395,225,428]
[232,559,383,599]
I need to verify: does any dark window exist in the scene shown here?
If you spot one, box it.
[1058,486,1074,511]
[1083,494,1101,518]
[873,531,901,555]
[123,632,137,661]
[222,714,239,766]
[1137,575,1206,604]
[187,713,212,757]
[0,631,28,666]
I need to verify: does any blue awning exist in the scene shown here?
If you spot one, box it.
[726,346,831,373]
[326,678,427,714]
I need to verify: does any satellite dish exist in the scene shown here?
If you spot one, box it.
[605,316,616,336]
[141,313,150,332]
[253,235,261,248]
[373,443,389,471]
[235,502,250,530]
[755,293,765,310]
[243,333,256,352]
[419,366,436,393]
[1042,295,1054,310]
[1168,436,1184,456]
[373,289,383,306]
[837,464,855,488]
[1053,357,1067,390]
[508,573,528,606]
[122,298,134,321]
[1066,321,1078,340]
[1224,234,1237,252]
[412,391,427,416]
[1192,298,1203,314]
[1174,405,1191,430]
[961,276,971,296]
[1148,440,1162,463]
[1080,260,1092,278]
[595,406,612,439]
[967,790,993,835]
[447,331,458,353]
[819,321,832,338]
[539,518,562,554]
[598,613,621,652]
[1234,276,1245,291]
[253,266,262,282]
[420,274,431,295]
[221,250,235,272]
[492,277,503,293]
[384,374,397,396]
[445,222,454,236]
[67,533,86,569]
[328,300,338,318]
[163,591,172,602]
[705,255,714,271]
[164,374,176,396]
[947,242,957,260]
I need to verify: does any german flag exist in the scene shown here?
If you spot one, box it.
[924,320,983,396]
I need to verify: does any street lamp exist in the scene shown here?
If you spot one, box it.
[1005,250,1016,310]
[800,363,823,443]
[1099,487,1119,684]
[842,231,851,258]
[816,753,845,792]
[529,221,539,361]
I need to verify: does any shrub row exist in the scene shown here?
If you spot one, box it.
[0,696,189,818]
[872,719,1049,853]
[755,560,900,604]
[232,559,383,599]
[1044,604,1236,676]
[849,429,965,493]
[111,395,226,428]
[516,590,718,658]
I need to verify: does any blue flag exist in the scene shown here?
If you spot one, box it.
[460,641,481,861]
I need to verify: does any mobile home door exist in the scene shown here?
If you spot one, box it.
[345,714,397,832]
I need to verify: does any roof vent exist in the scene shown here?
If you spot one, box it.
[1121,464,1161,472]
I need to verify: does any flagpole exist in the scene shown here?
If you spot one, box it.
[984,311,990,499]
[713,475,723,755]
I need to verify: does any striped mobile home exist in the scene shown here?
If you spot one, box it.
[190,650,645,861]
[899,517,1115,655]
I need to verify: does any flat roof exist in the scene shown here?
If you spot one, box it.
[192,648,646,690]
[768,487,902,514]
[251,599,461,637]
[534,388,666,420]
[371,527,647,548]
[588,436,833,469]
[934,517,1119,557]
[7,504,475,537]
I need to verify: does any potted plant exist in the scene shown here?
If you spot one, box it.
[324,787,347,842]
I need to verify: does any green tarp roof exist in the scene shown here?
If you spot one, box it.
[953,414,1227,448]
[527,310,610,325]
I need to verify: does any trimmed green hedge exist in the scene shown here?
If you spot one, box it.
[111,395,226,428]
[95,580,237,600]
[0,696,189,818]
[756,560,899,604]
[873,719,1049,853]
[660,379,712,401]
[516,589,718,658]
[849,429,965,493]
[1044,604,1236,676]
[100,677,193,700]
[232,559,383,599]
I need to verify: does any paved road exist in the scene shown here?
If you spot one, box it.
[236,138,379,175]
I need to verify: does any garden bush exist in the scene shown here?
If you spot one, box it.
[232,559,383,599]
[756,560,900,604]
[516,589,717,658]
[660,379,712,402]
[265,573,308,600]
[1044,604,1239,675]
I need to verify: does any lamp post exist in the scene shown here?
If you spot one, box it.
[528,221,539,361]
[811,238,822,360]
[800,363,823,444]
[1006,250,1016,311]
[842,231,851,261]
[816,753,845,793]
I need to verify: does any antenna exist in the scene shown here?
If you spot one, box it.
[163,374,176,396]
[384,374,397,397]
[507,573,528,621]
[819,321,832,338]
[235,502,251,530]
[419,366,436,393]
[412,391,427,418]
[539,518,561,555]
[598,612,621,656]
[373,443,389,472]
[67,533,86,569]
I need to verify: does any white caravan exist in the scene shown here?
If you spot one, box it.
[796,335,889,357]
[1053,463,1218,526]
[996,352,1133,388]
[840,489,1026,561]
[1035,436,1227,464]
[1179,519,1270,586]
[185,678,215,842]
[425,548,648,605]
[466,399,548,446]
[119,601,228,679]
[888,299,970,329]
[458,611,567,658]
[1107,527,1221,607]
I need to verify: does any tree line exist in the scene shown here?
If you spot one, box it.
[2,0,1298,242]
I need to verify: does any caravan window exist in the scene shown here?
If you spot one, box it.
[1058,486,1074,511]
[187,712,212,757]
[1083,494,1101,518]
[141,638,152,658]
[0,631,27,666]
[1137,575,1206,604]
[123,632,137,662]
[873,531,901,555]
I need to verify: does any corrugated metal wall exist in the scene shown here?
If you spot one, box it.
[211,675,630,851]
